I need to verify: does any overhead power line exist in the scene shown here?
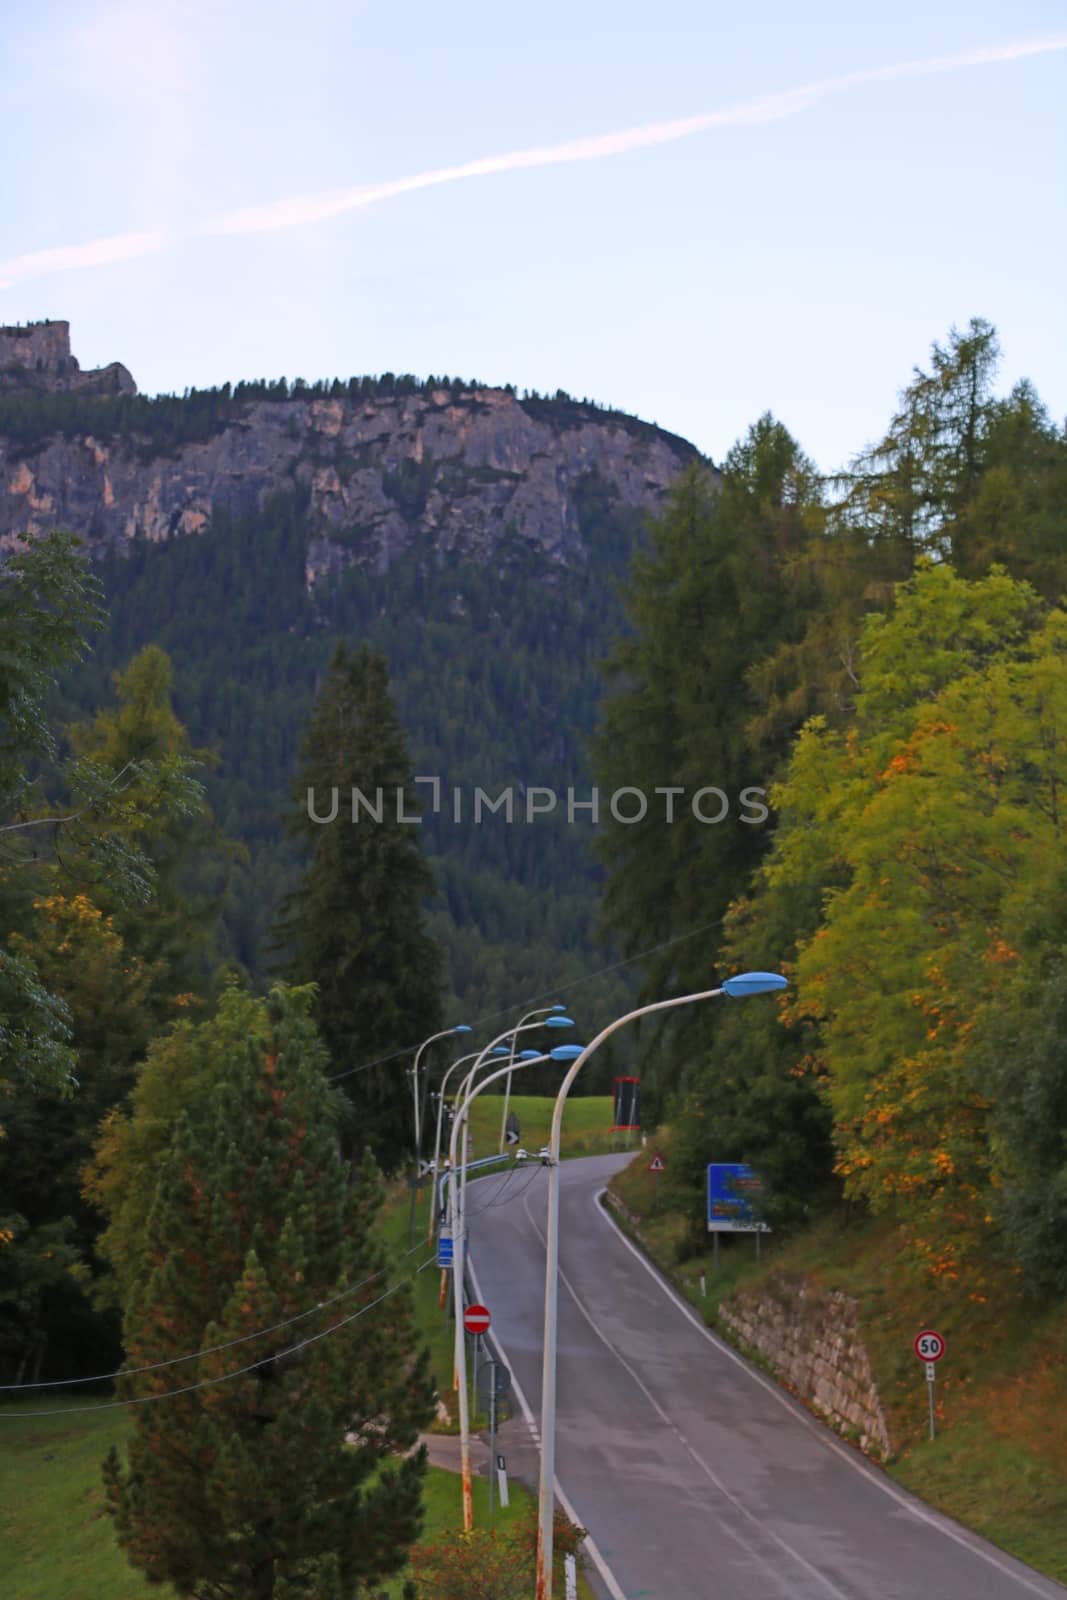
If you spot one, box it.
[328,912,729,1082]
[0,1250,436,1420]
[0,1237,427,1399]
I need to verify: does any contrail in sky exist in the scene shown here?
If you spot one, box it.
[1,34,1064,289]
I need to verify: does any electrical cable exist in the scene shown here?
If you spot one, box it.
[0,1236,428,1394]
[0,1250,436,1420]
[327,912,730,1082]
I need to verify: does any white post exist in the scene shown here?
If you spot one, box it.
[499,1005,563,1153]
[535,989,725,1600]
[448,1049,560,1532]
[428,1049,484,1244]
[498,1029,519,1155]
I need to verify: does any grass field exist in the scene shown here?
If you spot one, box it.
[608,1138,1067,1586]
[0,1398,591,1600]
[0,1099,615,1600]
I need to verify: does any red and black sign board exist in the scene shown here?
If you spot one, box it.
[612,1076,641,1131]
[647,1152,665,1173]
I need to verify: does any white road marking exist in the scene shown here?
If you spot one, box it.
[466,1249,628,1600]
[596,1186,1066,1599]
[523,1189,854,1599]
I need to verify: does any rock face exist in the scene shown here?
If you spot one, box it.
[0,320,136,398]
[0,326,700,576]
[717,1274,893,1459]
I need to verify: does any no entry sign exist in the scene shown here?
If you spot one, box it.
[913,1329,945,1362]
[463,1302,491,1335]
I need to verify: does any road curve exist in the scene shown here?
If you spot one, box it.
[467,1152,1066,1600]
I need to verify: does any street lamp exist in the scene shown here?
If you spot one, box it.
[450,1019,574,1162]
[533,973,787,1600]
[407,1026,472,1245]
[449,1041,586,1533]
[499,1005,568,1152]
[410,1024,472,1156]
[427,1047,510,1243]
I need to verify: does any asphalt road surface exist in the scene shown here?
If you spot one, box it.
[466,1152,1066,1600]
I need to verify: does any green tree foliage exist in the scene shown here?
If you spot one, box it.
[103,984,435,1599]
[57,487,645,1061]
[275,645,443,1173]
[767,566,1065,1285]
[592,421,821,1102]
[0,537,215,1381]
[87,976,265,1312]
[0,892,153,1378]
[68,643,236,1019]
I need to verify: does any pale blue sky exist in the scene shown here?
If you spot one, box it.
[2,2,1064,470]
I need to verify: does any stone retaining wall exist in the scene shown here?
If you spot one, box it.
[717,1276,892,1459]
[601,1191,891,1460]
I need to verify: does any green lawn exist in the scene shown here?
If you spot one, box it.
[608,1138,1067,1587]
[0,1398,592,1600]
[0,1104,616,1600]
[0,1399,156,1600]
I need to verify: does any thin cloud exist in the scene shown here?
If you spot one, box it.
[207,35,1067,238]
[0,231,166,292]
[1,34,1064,287]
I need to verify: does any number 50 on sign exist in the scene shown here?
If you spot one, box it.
[914,1330,945,1362]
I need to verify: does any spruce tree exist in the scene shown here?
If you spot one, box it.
[275,644,442,1175]
[591,425,819,1102]
[104,984,434,1598]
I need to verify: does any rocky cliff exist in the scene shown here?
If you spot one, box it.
[0,320,136,398]
[0,325,700,582]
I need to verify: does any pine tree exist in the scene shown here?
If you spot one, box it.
[103,985,434,1598]
[275,644,443,1175]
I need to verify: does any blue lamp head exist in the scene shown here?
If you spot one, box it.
[549,1003,566,1011]
[491,1046,511,1056]
[544,1015,574,1029]
[550,1044,585,1060]
[722,971,788,998]
[453,1024,472,1034]
[518,1048,542,1060]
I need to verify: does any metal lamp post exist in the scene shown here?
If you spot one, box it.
[407,1026,471,1244]
[448,1042,585,1533]
[410,1024,472,1156]
[427,1047,509,1244]
[499,1005,567,1152]
[533,973,788,1600]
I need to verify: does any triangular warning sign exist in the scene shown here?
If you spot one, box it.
[647,1153,665,1173]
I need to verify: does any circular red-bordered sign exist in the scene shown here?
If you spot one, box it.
[463,1303,491,1335]
[913,1329,945,1362]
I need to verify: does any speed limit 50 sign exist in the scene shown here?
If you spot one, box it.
[913,1329,945,1362]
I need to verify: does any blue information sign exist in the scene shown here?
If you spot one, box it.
[437,1232,454,1268]
[707,1163,769,1233]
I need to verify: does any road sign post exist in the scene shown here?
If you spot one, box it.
[913,1330,945,1440]
[463,1303,491,1336]
[488,1361,498,1518]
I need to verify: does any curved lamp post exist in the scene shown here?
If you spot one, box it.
[534,973,787,1600]
[449,1042,585,1533]
[411,1024,472,1155]
[427,1047,509,1243]
[499,1004,567,1151]
[450,1017,574,1178]
[407,1026,472,1245]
